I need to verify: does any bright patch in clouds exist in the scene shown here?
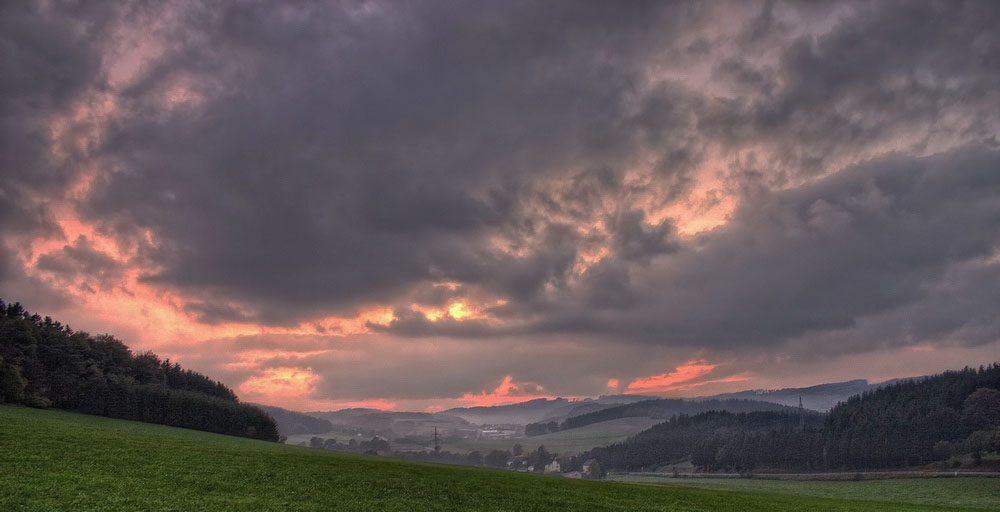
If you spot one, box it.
[239,368,319,399]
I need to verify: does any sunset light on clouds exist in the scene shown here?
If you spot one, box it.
[3,0,1000,413]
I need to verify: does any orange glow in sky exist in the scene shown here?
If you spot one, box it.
[239,367,320,399]
[457,375,552,407]
[626,360,718,394]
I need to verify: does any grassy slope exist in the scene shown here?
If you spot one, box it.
[0,405,974,512]
[609,475,1000,511]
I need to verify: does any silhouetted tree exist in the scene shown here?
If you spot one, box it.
[512,443,523,456]
[484,449,511,468]
[466,451,483,466]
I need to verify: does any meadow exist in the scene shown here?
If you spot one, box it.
[609,474,1000,510]
[0,405,986,511]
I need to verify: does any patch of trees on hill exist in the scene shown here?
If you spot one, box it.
[529,398,798,435]
[0,300,278,441]
[253,404,333,436]
[586,365,1000,472]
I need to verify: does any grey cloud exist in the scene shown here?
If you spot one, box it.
[0,1,113,238]
[610,210,677,263]
[182,300,254,325]
[707,0,1000,181]
[609,146,1000,350]
[0,246,72,312]
[75,0,714,324]
[577,261,638,311]
[0,2,118,314]
[35,235,125,293]
[384,146,1000,356]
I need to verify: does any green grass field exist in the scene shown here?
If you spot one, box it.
[609,474,1000,510]
[0,405,985,511]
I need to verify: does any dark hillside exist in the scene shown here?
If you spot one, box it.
[587,410,824,471]
[560,398,799,431]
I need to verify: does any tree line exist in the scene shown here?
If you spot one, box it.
[0,300,278,441]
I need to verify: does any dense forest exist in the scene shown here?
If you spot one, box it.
[585,410,824,472]
[586,365,1000,472]
[0,300,278,441]
[820,365,999,468]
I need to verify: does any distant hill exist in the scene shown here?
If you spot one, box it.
[559,398,801,432]
[696,378,923,412]
[308,409,470,438]
[0,299,278,441]
[253,404,333,437]
[442,395,654,425]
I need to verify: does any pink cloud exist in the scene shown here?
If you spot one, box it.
[626,360,718,394]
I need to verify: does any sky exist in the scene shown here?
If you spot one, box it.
[2,0,999,412]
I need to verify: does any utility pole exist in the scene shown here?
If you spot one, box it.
[433,426,441,454]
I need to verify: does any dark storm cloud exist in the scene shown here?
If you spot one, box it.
[704,0,1000,181]
[0,246,72,311]
[0,2,118,311]
[3,0,999,383]
[0,1,113,239]
[382,146,1000,354]
[609,210,677,263]
[615,146,1000,350]
[76,0,710,324]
